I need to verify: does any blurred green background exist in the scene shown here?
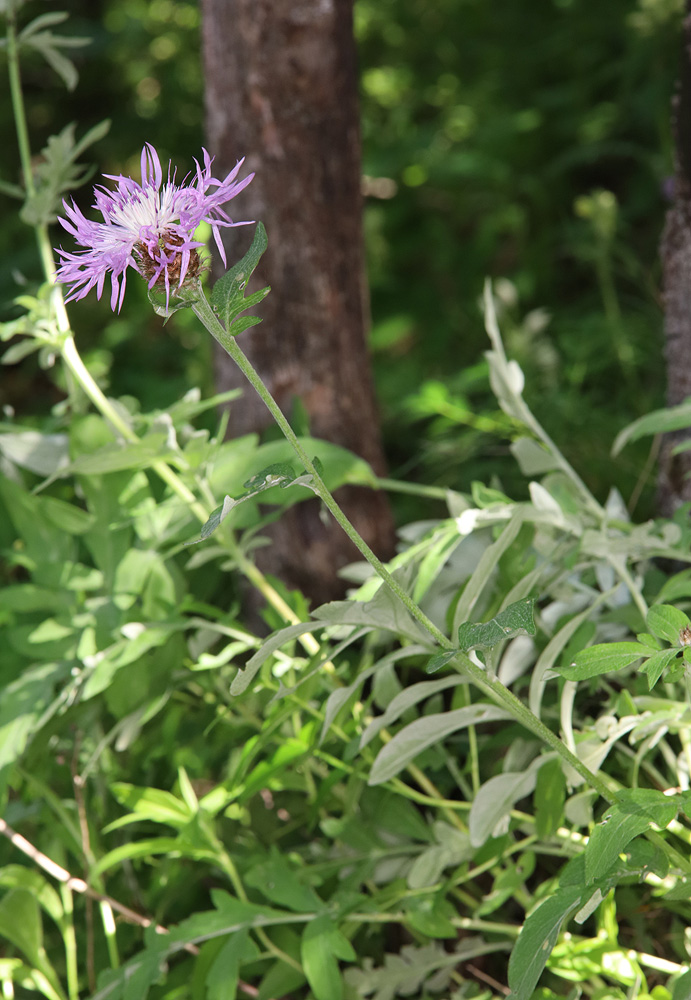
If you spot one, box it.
[1,0,683,520]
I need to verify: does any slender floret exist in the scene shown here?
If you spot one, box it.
[55,144,254,312]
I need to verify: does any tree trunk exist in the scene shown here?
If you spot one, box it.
[659,4,691,515]
[200,0,395,602]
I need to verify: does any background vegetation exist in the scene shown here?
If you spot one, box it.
[3,3,691,1000]
[1,0,682,516]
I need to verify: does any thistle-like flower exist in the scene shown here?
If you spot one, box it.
[55,144,254,312]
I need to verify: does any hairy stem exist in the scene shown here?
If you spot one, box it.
[192,291,619,805]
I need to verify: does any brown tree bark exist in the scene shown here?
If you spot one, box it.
[659,4,691,515]
[200,0,395,603]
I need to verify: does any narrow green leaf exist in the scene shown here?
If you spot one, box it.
[60,434,173,475]
[313,585,430,645]
[457,597,536,652]
[360,673,462,749]
[425,650,457,675]
[320,664,378,743]
[412,524,461,602]
[469,759,545,848]
[453,512,524,630]
[108,783,192,828]
[612,397,691,456]
[0,663,69,801]
[206,931,258,1000]
[534,758,566,839]
[90,838,199,878]
[368,704,512,785]
[557,641,645,681]
[229,620,326,696]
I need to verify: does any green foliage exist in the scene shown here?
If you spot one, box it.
[4,3,691,1000]
[5,269,691,998]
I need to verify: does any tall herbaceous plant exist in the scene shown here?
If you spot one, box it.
[3,4,691,1000]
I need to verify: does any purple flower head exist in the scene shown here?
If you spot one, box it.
[55,144,254,312]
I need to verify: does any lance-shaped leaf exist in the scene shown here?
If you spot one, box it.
[457,597,536,652]
[557,641,646,681]
[210,222,270,335]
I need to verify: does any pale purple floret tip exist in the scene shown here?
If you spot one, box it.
[55,143,254,312]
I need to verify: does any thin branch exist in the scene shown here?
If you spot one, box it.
[0,816,193,947]
[0,817,273,997]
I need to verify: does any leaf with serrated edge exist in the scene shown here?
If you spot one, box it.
[210,223,269,333]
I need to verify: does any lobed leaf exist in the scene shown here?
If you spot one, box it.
[209,223,270,335]
[457,597,536,652]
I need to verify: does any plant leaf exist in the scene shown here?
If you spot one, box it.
[507,885,584,1000]
[301,915,355,1000]
[368,704,512,785]
[557,641,646,681]
[646,603,691,645]
[209,223,270,334]
[457,597,536,652]
[584,789,679,884]
[612,397,691,456]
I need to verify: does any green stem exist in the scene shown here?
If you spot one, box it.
[59,885,79,1000]
[7,14,315,653]
[6,10,35,197]
[191,292,617,804]
[99,901,120,969]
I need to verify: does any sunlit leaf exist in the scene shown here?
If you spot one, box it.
[557,642,646,681]
[457,597,536,651]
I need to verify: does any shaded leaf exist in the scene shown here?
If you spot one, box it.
[206,931,258,1000]
[0,663,69,801]
[469,758,546,848]
[301,915,355,1000]
[368,704,512,785]
[612,397,691,456]
[245,851,323,913]
[360,673,462,749]
[425,650,457,675]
